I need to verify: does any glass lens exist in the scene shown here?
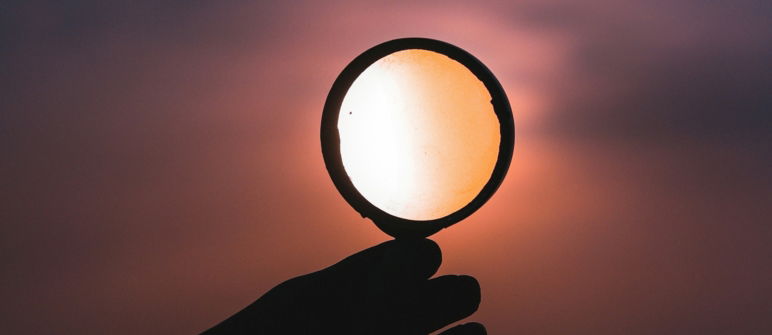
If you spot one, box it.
[338,49,500,221]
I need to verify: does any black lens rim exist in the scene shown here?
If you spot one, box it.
[320,37,515,238]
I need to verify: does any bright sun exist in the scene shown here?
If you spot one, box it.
[338,49,500,221]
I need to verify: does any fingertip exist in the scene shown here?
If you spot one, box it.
[453,275,481,316]
[460,275,481,307]
[413,238,442,275]
[384,238,442,280]
[392,237,441,257]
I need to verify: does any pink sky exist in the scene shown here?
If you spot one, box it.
[2,1,770,334]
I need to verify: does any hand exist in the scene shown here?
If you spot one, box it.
[203,238,485,334]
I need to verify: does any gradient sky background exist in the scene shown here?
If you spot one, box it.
[2,1,770,334]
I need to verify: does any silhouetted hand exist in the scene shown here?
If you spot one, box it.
[203,239,484,334]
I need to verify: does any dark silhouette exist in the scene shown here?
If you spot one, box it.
[203,239,485,334]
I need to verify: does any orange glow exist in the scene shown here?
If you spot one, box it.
[338,49,500,220]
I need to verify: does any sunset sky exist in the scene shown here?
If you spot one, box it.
[2,1,770,334]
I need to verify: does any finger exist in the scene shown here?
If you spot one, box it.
[322,238,442,285]
[380,238,442,283]
[406,275,482,334]
[439,322,487,335]
[322,239,395,276]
